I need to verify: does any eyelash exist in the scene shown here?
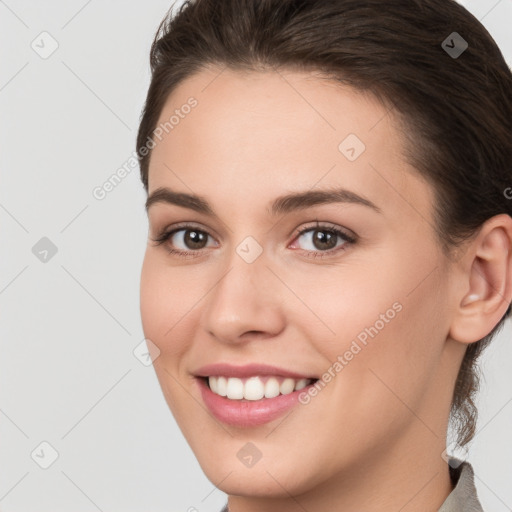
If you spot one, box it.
[151,222,357,260]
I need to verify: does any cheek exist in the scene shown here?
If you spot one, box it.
[140,254,165,341]
[140,252,215,365]
[277,259,402,350]
[140,253,186,355]
[288,252,445,407]
[139,254,199,418]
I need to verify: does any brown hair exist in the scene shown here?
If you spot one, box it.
[136,0,512,448]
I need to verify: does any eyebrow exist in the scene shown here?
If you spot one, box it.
[145,186,382,216]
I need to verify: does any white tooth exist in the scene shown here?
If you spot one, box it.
[217,376,227,397]
[226,377,244,399]
[244,376,265,400]
[264,377,281,398]
[280,378,295,395]
[209,376,218,393]
[294,378,308,391]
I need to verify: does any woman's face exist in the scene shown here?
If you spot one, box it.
[140,67,464,497]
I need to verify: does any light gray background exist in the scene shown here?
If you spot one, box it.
[0,1,511,511]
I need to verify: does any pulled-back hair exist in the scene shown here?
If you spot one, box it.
[136,0,512,448]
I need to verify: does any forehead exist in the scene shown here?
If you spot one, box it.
[148,66,435,226]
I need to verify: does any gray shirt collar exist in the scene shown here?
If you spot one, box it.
[438,458,484,511]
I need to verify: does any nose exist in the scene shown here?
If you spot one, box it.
[199,249,286,345]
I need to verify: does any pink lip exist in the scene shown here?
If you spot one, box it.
[196,376,318,427]
[193,362,316,380]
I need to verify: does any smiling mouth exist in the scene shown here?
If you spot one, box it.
[202,375,318,401]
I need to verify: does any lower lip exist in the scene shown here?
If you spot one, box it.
[196,377,317,427]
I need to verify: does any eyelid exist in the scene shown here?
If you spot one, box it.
[287,222,356,259]
[151,220,357,258]
[290,221,356,242]
[150,221,219,245]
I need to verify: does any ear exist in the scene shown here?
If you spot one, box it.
[449,214,512,344]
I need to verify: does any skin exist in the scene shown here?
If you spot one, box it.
[140,66,512,512]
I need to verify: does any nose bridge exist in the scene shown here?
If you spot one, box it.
[218,233,270,298]
[200,236,285,342]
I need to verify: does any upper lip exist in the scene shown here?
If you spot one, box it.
[193,363,317,380]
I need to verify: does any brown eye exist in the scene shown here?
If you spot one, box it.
[310,230,338,250]
[173,229,210,250]
[294,226,352,253]
[289,222,357,260]
[185,230,208,249]
[151,223,220,258]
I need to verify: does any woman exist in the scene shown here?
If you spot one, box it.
[137,0,512,510]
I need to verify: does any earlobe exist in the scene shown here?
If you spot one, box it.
[449,214,512,344]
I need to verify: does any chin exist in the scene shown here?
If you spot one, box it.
[202,463,312,498]
[189,442,324,499]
